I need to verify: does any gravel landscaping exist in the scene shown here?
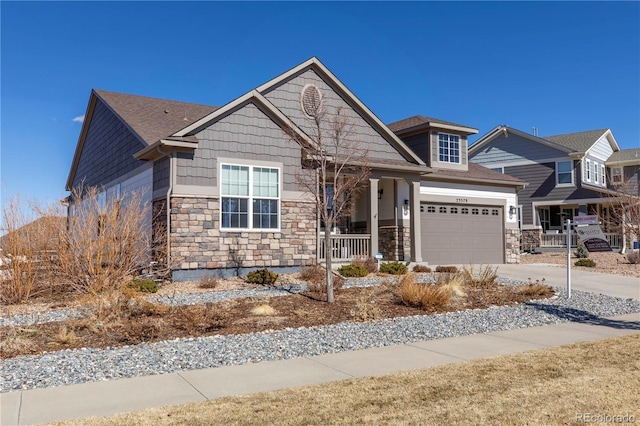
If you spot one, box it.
[2,276,639,393]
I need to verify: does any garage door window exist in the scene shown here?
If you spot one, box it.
[450,207,458,214]
[482,209,489,215]
[439,207,447,213]
[492,209,499,216]
[427,206,435,213]
[472,208,479,215]
[461,208,469,214]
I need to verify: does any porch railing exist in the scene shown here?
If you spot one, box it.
[319,234,370,262]
[540,232,621,248]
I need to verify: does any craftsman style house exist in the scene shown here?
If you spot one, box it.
[469,126,638,251]
[66,58,524,280]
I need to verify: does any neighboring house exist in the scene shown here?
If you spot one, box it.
[469,126,634,250]
[66,58,524,280]
[606,148,640,196]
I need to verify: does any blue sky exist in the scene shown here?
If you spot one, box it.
[2,1,639,205]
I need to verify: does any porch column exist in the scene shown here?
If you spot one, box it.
[369,178,379,258]
[409,179,422,262]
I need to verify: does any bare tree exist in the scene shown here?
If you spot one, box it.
[599,171,640,253]
[292,101,370,303]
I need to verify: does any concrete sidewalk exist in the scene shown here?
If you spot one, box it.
[2,312,638,426]
[2,264,639,425]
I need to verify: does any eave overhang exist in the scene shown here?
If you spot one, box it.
[134,138,199,161]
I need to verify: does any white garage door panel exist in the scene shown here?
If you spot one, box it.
[421,203,504,264]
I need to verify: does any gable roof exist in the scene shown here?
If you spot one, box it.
[606,148,640,165]
[469,125,575,156]
[387,115,478,135]
[174,57,426,166]
[542,128,614,153]
[428,162,526,188]
[94,90,219,146]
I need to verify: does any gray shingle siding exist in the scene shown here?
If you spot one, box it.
[470,133,567,166]
[263,68,408,164]
[505,161,603,225]
[71,99,146,189]
[176,102,303,190]
[401,133,430,166]
[153,156,170,195]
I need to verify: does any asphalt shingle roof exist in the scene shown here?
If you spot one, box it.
[430,162,524,185]
[387,115,473,134]
[542,129,608,153]
[607,148,640,163]
[94,90,219,145]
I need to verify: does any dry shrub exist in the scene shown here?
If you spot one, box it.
[250,304,277,316]
[174,303,227,333]
[352,256,378,274]
[0,327,38,358]
[304,265,344,293]
[198,275,218,289]
[626,251,639,264]
[300,264,325,284]
[349,285,392,321]
[396,273,451,311]
[57,186,155,296]
[412,265,432,273]
[460,264,498,287]
[520,280,553,297]
[435,265,458,273]
[0,195,65,304]
[51,325,79,345]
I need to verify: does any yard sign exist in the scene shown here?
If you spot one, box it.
[575,225,613,252]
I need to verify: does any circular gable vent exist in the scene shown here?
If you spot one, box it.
[300,84,322,118]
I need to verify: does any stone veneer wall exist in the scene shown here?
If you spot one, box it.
[169,197,316,275]
[379,226,411,261]
[505,228,520,264]
[521,227,542,252]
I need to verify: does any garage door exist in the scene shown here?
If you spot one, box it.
[420,203,504,264]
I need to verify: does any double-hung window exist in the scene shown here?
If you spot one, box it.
[556,161,573,185]
[221,163,280,230]
[438,133,460,163]
[585,159,591,182]
[593,161,600,185]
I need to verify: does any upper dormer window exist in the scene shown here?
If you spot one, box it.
[556,161,574,186]
[438,133,460,163]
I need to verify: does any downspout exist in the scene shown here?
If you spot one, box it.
[155,146,174,272]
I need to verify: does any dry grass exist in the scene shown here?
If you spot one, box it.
[198,275,218,289]
[56,334,640,426]
[173,303,228,333]
[396,273,452,311]
[520,283,553,297]
[250,304,277,316]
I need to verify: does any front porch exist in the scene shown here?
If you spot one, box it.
[317,176,421,263]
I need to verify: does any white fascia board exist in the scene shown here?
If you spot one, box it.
[482,156,578,169]
[257,57,426,166]
[468,125,509,155]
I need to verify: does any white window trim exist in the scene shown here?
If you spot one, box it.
[219,162,281,232]
[600,164,606,185]
[585,159,591,182]
[593,161,600,186]
[612,167,622,184]
[437,133,461,164]
[555,160,574,187]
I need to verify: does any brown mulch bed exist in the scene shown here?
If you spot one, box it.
[0,279,553,360]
